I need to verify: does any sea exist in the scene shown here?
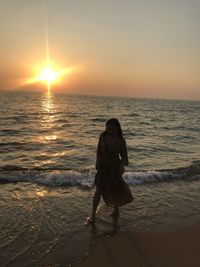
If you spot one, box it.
[0,91,200,267]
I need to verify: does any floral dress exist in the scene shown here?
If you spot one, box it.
[94,132,133,207]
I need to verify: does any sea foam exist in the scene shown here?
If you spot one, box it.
[0,161,199,187]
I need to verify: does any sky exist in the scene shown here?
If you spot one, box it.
[0,0,199,100]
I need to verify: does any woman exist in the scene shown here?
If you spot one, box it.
[87,118,133,223]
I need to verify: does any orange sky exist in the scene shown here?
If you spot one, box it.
[0,0,199,100]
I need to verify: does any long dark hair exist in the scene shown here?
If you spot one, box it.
[104,118,123,138]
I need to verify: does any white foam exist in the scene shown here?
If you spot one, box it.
[123,170,170,185]
[1,160,200,186]
[0,169,173,187]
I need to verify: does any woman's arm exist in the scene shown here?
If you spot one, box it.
[120,137,129,166]
[95,135,103,170]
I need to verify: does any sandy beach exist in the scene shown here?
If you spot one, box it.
[77,223,200,267]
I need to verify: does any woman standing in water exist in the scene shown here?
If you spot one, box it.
[87,118,133,223]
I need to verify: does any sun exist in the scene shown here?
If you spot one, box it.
[39,66,58,83]
[23,62,75,92]
[20,19,79,92]
[38,65,59,92]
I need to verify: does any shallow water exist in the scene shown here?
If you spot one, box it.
[1,179,200,267]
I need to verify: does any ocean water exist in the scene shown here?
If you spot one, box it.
[0,91,200,266]
[0,91,199,171]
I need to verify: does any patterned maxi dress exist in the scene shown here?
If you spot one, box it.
[94,132,133,207]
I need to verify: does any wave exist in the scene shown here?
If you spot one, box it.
[0,161,199,187]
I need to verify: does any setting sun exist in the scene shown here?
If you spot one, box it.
[38,65,59,92]
[23,62,76,92]
[39,66,58,83]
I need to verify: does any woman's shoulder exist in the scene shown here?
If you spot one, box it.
[99,131,106,139]
[97,132,106,144]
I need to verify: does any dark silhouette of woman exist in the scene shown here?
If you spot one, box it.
[87,118,133,223]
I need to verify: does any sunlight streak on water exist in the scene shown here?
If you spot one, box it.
[38,92,59,143]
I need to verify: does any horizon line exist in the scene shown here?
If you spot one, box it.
[0,88,199,102]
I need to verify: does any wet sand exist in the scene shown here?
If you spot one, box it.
[76,223,200,267]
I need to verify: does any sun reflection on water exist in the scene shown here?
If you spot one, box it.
[42,91,54,113]
[36,189,47,197]
[39,91,58,143]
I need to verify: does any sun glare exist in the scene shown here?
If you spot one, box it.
[20,16,79,92]
[39,66,58,83]
[38,65,59,92]
[23,62,75,92]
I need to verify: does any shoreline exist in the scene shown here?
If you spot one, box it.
[76,222,200,267]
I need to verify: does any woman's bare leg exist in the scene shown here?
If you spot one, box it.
[87,189,101,223]
[110,206,119,218]
[114,206,119,217]
[111,206,119,232]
